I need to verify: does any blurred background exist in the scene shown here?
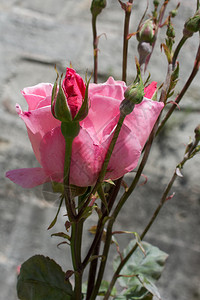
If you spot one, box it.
[0,0,199,299]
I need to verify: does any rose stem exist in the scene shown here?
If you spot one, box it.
[91,60,173,300]
[172,36,189,69]
[63,137,76,221]
[92,14,98,83]
[86,178,122,299]
[104,132,200,299]
[62,136,84,298]
[157,41,200,136]
[122,0,134,83]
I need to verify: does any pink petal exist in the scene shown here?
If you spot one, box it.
[21,83,53,110]
[144,81,157,99]
[40,126,101,187]
[5,168,49,188]
[16,105,60,163]
[89,77,126,100]
[81,95,120,142]
[124,99,164,148]
[102,122,141,180]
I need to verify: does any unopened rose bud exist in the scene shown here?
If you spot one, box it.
[120,79,144,116]
[52,75,72,123]
[51,68,89,123]
[194,124,200,141]
[167,23,175,39]
[153,0,160,7]
[138,42,152,65]
[90,0,106,18]
[184,9,200,34]
[137,19,156,44]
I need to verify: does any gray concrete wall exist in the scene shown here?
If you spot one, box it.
[0,0,199,299]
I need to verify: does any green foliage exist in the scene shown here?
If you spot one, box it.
[113,241,168,299]
[17,255,73,300]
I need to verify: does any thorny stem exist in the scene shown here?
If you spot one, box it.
[71,221,83,299]
[92,14,98,83]
[63,137,83,298]
[103,134,200,300]
[157,41,200,136]
[63,137,76,222]
[172,36,189,70]
[122,0,134,83]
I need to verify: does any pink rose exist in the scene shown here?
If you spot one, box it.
[6,71,164,188]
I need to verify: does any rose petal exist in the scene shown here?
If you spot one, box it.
[144,81,157,99]
[40,126,101,186]
[81,95,120,142]
[124,99,164,148]
[21,83,53,110]
[5,168,49,188]
[17,106,60,163]
[89,77,126,100]
[102,122,141,180]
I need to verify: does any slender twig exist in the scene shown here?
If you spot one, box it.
[92,14,98,83]
[157,41,200,136]
[122,0,134,83]
[172,36,188,69]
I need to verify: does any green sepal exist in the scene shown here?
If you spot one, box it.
[54,76,72,122]
[51,181,64,194]
[74,76,90,122]
[17,255,73,300]
[61,121,80,140]
[51,68,59,119]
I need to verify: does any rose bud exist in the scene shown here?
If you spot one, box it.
[52,68,90,140]
[120,77,144,116]
[52,68,89,122]
[194,124,200,142]
[137,19,156,44]
[90,0,106,18]
[153,0,160,7]
[184,9,200,35]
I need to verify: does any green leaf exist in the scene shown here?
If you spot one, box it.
[113,241,168,299]
[17,255,73,300]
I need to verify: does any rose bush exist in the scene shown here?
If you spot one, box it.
[6,68,164,188]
